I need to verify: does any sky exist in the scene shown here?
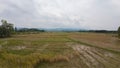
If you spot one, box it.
[0,0,120,30]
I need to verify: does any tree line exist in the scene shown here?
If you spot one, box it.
[15,28,45,32]
[0,19,45,38]
[0,19,120,38]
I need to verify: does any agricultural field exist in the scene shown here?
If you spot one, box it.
[0,32,120,68]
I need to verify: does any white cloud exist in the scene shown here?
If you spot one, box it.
[0,0,120,30]
[0,1,8,13]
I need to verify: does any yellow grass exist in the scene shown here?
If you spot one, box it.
[0,32,120,68]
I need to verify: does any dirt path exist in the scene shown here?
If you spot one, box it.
[68,43,120,68]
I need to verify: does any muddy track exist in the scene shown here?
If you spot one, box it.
[68,44,120,68]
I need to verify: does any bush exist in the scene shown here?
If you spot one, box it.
[118,27,120,38]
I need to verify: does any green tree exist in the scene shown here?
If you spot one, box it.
[0,19,14,38]
[118,26,120,39]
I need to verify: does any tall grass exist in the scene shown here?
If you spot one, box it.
[0,53,69,68]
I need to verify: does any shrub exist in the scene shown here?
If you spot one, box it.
[118,26,120,38]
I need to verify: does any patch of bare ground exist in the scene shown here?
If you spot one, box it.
[67,43,120,68]
[11,46,26,50]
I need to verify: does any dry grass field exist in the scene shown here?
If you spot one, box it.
[0,32,120,68]
[69,32,120,52]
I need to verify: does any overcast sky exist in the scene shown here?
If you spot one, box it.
[0,0,120,30]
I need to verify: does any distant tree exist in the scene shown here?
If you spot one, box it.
[0,19,14,38]
[17,28,45,32]
[118,26,120,38]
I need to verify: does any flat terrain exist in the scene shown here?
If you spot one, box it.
[0,32,120,68]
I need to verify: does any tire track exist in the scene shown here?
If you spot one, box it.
[91,49,120,68]
[68,44,120,68]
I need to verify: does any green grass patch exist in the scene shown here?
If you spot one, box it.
[6,49,34,55]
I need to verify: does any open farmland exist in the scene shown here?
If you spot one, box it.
[0,32,120,68]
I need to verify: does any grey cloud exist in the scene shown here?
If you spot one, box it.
[0,0,120,30]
